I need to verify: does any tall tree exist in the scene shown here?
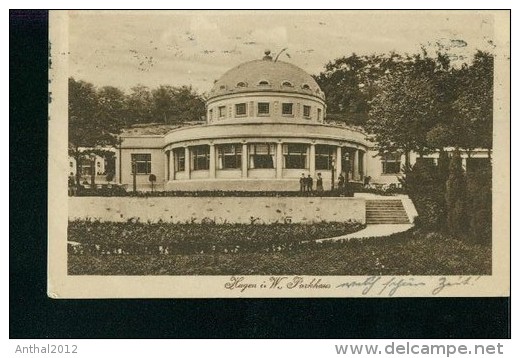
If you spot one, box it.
[366,53,447,165]
[315,52,404,125]
[445,149,467,238]
[68,78,121,185]
[452,51,493,155]
[97,86,127,132]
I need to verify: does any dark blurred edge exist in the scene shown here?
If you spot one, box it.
[9,9,510,339]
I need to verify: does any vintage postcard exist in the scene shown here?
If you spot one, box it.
[48,10,510,298]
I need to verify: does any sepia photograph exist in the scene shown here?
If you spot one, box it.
[47,10,510,298]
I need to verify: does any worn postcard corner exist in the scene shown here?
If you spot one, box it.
[48,10,510,299]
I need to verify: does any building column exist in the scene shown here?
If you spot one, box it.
[184,146,191,179]
[241,143,248,178]
[353,149,359,181]
[169,149,175,180]
[364,149,368,180]
[115,152,121,184]
[309,143,316,178]
[358,150,365,179]
[209,143,216,179]
[164,151,169,182]
[461,157,467,171]
[276,142,283,178]
[336,146,342,178]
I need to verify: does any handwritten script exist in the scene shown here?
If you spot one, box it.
[224,276,331,292]
[223,275,482,296]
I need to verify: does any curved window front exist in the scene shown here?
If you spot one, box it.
[191,145,210,171]
[218,144,242,169]
[315,145,336,170]
[174,148,185,172]
[283,144,308,169]
[249,143,276,169]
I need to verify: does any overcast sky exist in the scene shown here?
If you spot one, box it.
[68,10,496,94]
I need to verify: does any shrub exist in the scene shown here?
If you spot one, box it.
[402,159,445,229]
[445,149,467,237]
[466,161,492,244]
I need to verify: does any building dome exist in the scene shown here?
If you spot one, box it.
[208,52,324,100]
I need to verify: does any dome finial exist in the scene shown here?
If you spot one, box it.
[263,49,272,61]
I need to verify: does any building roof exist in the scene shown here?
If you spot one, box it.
[208,51,324,100]
[120,122,203,136]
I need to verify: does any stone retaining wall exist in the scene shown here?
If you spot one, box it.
[69,196,366,224]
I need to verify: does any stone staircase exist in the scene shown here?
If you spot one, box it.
[366,199,410,224]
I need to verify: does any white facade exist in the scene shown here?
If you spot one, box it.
[115,53,491,191]
[69,151,114,185]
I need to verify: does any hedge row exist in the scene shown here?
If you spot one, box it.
[68,220,364,255]
[68,228,492,276]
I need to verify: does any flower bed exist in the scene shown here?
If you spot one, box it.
[68,220,364,255]
[68,221,491,276]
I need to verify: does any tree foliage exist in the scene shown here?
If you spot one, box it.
[68,78,206,184]
[69,78,206,143]
[315,52,404,125]
[151,85,205,124]
[316,50,494,157]
[366,52,452,160]
[452,51,494,152]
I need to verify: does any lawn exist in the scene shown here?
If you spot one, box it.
[68,220,491,276]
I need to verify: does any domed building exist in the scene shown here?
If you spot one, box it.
[115,52,397,191]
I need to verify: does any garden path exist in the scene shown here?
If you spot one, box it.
[316,224,413,242]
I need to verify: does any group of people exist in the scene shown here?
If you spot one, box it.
[299,173,324,192]
[299,172,359,193]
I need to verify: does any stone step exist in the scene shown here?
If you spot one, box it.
[365,199,410,224]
